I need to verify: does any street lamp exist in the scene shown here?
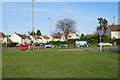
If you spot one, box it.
[49,17,52,45]
[32,0,34,50]
[113,16,115,24]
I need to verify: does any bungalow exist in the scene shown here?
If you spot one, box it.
[41,36,50,43]
[30,35,42,44]
[51,35,61,41]
[0,32,13,43]
[50,33,65,41]
[107,24,120,39]
[0,32,6,43]
[10,32,29,45]
[67,32,80,40]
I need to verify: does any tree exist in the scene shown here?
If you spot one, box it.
[81,33,84,37]
[36,30,42,36]
[30,31,36,36]
[97,17,108,34]
[52,32,62,39]
[56,18,76,40]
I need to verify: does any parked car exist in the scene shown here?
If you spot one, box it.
[98,42,112,46]
[20,44,33,50]
[75,41,90,47]
[58,44,69,48]
[43,44,54,48]
[34,42,39,46]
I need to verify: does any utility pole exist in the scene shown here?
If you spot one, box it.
[49,17,52,45]
[113,16,115,24]
[113,16,116,45]
[32,0,34,50]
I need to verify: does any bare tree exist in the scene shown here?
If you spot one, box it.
[51,32,62,39]
[56,18,76,40]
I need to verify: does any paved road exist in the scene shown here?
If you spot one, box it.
[1,47,120,54]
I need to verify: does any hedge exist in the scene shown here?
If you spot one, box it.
[2,42,18,47]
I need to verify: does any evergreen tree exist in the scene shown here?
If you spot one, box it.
[36,30,42,36]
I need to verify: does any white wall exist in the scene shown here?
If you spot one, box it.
[10,33,22,44]
[67,33,79,39]
[111,31,120,39]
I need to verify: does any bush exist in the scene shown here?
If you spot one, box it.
[102,36,113,43]
[2,42,18,47]
[48,41,65,45]
[116,39,120,45]
[67,39,76,45]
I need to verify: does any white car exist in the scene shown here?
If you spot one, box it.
[98,42,112,46]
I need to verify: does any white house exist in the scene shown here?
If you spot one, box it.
[10,32,28,44]
[0,32,6,43]
[107,24,120,39]
[67,32,80,40]
[30,35,42,43]
[0,32,13,43]
[41,36,50,43]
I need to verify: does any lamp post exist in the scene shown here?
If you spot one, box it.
[4,26,8,48]
[49,17,52,45]
[32,0,34,50]
[113,16,116,45]
[113,16,115,24]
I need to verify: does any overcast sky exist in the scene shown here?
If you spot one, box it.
[1,1,119,36]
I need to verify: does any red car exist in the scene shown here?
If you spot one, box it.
[20,45,33,51]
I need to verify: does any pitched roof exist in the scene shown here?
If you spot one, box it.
[15,32,27,39]
[0,32,6,37]
[51,35,61,39]
[7,38,13,43]
[108,24,120,31]
[42,36,50,39]
[32,36,42,39]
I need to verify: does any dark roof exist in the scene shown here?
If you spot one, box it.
[15,32,27,39]
[0,32,6,37]
[32,36,42,39]
[108,24,120,31]
[42,36,50,39]
[7,38,13,43]
[51,35,61,39]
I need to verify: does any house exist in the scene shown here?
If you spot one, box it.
[107,24,120,39]
[51,35,61,41]
[50,32,79,42]
[0,32,13,43]
[41,36,50,43]
[10,32,29,44]
[0,32,6,43]
[67,32,80,40]
[30,35,42,43]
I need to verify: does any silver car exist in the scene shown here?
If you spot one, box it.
[98,42,112,46]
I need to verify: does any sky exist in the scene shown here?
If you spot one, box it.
[1,2,119,36]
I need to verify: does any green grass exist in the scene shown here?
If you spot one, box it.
[2,50,118,78]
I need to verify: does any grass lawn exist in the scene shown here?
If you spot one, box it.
[2,50,118,78]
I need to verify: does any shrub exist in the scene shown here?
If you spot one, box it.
[67,39,76,45]
[116,39,120,45]
[2,42,18,47]
[48,41,65,45]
